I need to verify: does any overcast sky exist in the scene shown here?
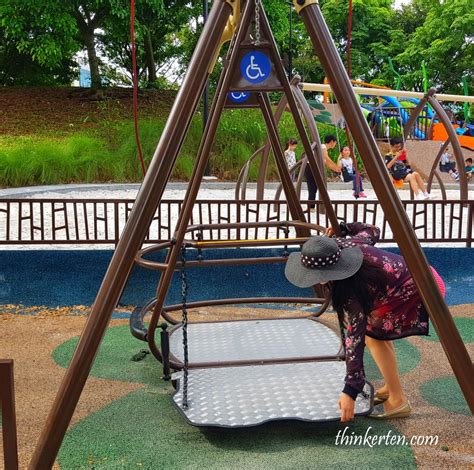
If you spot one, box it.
[394,0,411,7]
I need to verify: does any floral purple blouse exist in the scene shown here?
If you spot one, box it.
[335,222,445,400]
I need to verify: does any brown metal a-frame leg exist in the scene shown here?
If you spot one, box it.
[295,0,474,413]
[29,1,234,468]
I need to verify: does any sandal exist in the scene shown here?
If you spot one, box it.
[369,401,412,419]
[373,391,389,406]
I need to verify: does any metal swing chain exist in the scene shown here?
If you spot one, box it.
[254,0,261,46]
[180,245,190,408]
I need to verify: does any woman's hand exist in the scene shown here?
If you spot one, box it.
[325,227,336,237]
[338,393,355,422]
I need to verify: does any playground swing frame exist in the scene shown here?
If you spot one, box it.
[30,0,474,467]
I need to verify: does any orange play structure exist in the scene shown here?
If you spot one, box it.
[432,122,474,150]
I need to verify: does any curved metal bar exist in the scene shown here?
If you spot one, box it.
[292,77,320,144]
[137,256,294,272]
[164,296,328,312]
[256,87,290,199]
[427,110,438,140]
[427,139,449,194]
[235,145,265,200]
[236,75,327,202]
[136,241,173,261]
[427,94,468,200]
[290,78,331,211]
[434,171,447,200]
[235,81,295,200]
[400,91,456,201]
[402,94,429,141]
[295,156,307,197]
[134,221,326,271]
[185,219,325,233]
[255,75,314,199]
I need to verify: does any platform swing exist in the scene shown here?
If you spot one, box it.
[168,239,375,427]
[30,0,474,465]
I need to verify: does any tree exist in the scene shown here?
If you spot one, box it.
[1,0,143,88]
[277,0,397,85]
[395,0,474,94]
[0,1,78,78]
[0,28,76,86]
[101,0,188,88]
[71,1,112,88]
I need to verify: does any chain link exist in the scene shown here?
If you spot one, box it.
[254,0,261,46]
[180,245,189,409]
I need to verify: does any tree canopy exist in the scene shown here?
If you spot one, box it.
[0,0,472,95]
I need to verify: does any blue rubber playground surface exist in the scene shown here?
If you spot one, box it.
[0,247,472,310]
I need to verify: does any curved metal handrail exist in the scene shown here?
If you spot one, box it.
[134,220,327,271]
[427,93,468,200]
[235,145,266,200]
[426,138,449,198]
[403,89,466,200]
[130,294,333,364]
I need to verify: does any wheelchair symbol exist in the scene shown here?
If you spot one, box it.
[228,92,250,103]
[240,51,271,84]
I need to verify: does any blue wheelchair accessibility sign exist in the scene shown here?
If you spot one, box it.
[240,51,271,84]
[228,91,250,103]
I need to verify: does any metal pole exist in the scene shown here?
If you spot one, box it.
[203,0,211,176]
[288,2,293,78]
[258,93,311,234]
[302,82,474,103]
[30,2,233,467]
[428,95,468,200]
[296,0,474,413]
[0,360,19,470]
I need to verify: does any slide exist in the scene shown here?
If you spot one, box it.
[432,122,474,150]
[382,95,426,139]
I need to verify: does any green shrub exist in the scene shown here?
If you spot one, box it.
[0,107,351,187]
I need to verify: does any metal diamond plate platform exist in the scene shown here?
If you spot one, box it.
[169,318,342,364]
[172,362,373,427]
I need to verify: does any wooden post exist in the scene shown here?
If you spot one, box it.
[1,360,19,470]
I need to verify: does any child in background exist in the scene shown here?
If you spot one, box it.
[465,158,473,181]
[338,146,367,198]
[394,139,410,169]
[439,146,459,181]
[284,138,298,170]
[385,139,433,200]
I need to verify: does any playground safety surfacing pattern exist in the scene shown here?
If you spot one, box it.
[0,249,473,469]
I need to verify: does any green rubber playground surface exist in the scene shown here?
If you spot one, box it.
[421,377,471,416]
[421,317,474,343]
[54,325,417,469]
